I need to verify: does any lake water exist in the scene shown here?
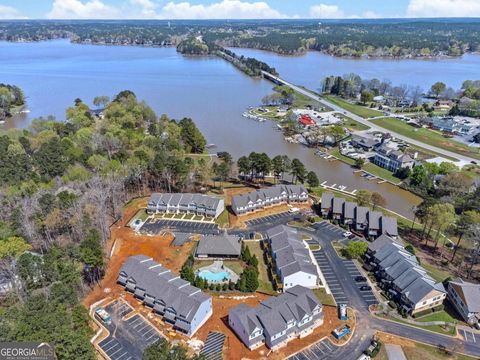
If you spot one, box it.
[6,39,473,217]
[229,47,480,91]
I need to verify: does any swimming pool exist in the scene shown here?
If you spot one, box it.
[196,270,231,282]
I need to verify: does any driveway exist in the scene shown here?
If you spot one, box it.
[244,212,303,232]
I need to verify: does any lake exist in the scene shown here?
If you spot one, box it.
[8,40,475,217]
[228,47,480,91]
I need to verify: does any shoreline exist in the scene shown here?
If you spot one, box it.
[1,37,474,61]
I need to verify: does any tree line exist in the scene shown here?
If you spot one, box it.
[0,91,210,359]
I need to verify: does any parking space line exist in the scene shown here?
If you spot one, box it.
[109,347,123,357]
[116,352,130,360]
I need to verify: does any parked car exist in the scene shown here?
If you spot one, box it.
[343,231,352,238]
[360,285,372,291]
[355,276,367,282]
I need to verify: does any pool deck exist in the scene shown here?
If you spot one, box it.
[196,260,240,284]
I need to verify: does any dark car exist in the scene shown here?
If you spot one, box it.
[360,285,372,291]
[355,276,367,282]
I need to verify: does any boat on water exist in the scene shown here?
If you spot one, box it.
[205,144,217,149]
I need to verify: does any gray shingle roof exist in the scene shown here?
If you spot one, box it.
[267,225,317,278]
[368,211,382,230]
[355,206,369,223]
[229,286,322,344]
[232,185,308,211]
[148,193,221,210]
[119,255,211,323]
[321,192,334,210]
[344,202,356,219]
[381,216,398,237]
[449,278,480,313]
[332,197,345,214]
[195,234,241,257]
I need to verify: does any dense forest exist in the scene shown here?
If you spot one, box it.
[0,83,25,121]
[2,19,480,58]
[0,90,209,359]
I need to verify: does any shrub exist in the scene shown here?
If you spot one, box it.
[388,301,397,309]
[405,244,415,255]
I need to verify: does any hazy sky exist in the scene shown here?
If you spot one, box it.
[1,0,480,20]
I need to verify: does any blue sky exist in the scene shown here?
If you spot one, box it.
[1,0,480,20]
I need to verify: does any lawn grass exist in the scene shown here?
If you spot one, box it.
[376,313,456,336]
[215,210,230,228]
[362,162,402,184]
[193,260,214,271]
[246,242,275,295]
[371,118,480,160]
[308,244,321,251]
[132,209,149,222]
[328,147,356,166]
[403,341,476,360]
[223,260,245,275]
[312,288,336,307]
[324,95,383,118]
[415,310,458,324]
[336,113,371,131]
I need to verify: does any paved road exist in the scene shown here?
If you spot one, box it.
[262,71,476,164]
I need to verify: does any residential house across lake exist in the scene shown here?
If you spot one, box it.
[228,285,323,350]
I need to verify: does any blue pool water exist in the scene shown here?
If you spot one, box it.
[197,270,230,282]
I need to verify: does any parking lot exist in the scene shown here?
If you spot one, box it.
[313,248,348,305]
[461,328,478,344]
[140,219,220,235]
[341,259,378,307]
[245,212,302,230]
[309,220,378,309]
[97,300,164,360]
[288,338,337,360]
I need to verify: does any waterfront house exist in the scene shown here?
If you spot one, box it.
[118,255,212,337]
[355,206,369,232]
[447,278,480,326]
[195,234,241,259]
[367,211,382,237]
[231,185,308,216]
[320,192,334,217]
[343,201,356,225]
[266,225,318,291]
[147,193,224,219]
[373,144,414,173]
[332,198,345,221]
[364,236,446,315]
[351,133,380,151]
[229,286,323,350]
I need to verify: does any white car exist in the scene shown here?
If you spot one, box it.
[343,231,352,238]
[289,207,300,213]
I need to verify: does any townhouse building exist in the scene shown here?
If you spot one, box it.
[266,225,318,291]
[231,185,308,215]
[147,193,224,219]
[118,255,212,337]
[229,286,323,350]
[364,235,446,315]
